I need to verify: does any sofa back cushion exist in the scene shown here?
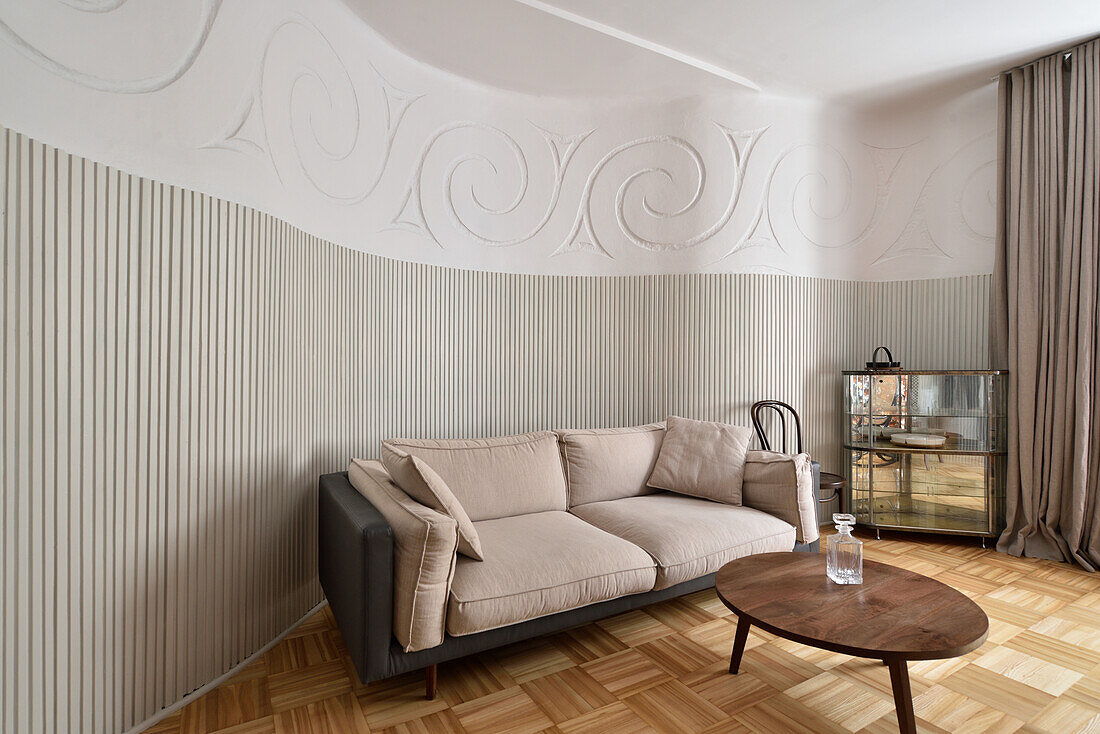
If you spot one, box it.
[348,458,457,653]
[383,431,567,521]
[556,423,665,507]
[647,415,753,505]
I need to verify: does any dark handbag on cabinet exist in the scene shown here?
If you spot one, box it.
[866,346,901,371]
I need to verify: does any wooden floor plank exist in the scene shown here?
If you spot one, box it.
[911,685,1025,733]
[521,667,617,724]
[579,649,671,697]
[636,633,721,677]
[939,662,1055,721]
[733,692,851,734]
[271,693,369,734]
[622,680,729,734]
[555,701,657,734]
[784,672,896,731]
[451,686,554,734]
[378,708,466,734]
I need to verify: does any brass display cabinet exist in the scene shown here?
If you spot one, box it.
[843,370,1007,543]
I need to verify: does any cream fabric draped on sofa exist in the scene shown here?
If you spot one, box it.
[992,38,1100,571]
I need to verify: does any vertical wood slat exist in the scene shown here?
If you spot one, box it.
[0,127,991,733]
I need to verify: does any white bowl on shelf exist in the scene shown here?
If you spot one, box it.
[906,434,948,447]
[889,432,947,447]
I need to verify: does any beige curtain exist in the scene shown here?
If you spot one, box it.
[992,39,1100,571]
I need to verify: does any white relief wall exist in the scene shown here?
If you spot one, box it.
[0,0,997,280]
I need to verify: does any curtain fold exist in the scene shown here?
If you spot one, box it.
[993,39,1100,570]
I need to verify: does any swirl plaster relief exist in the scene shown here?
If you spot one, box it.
[386,122,766,257]
[0,0,222,93]
[190,14,991,271]
[720,137,994,269]
[0,0,999,278]
[58,0,128,12]
[728,142,906,258]
[205,18,420,205]
[872,133,996,266]
[558,124,766,257]
[389,122,592,248]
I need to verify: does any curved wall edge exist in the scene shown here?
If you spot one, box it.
[0,126,989,733]
[119,601,328,734]
[0,0,997,280]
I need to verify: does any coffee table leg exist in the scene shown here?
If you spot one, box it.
[887,659,916,734]
[728,615,751,674]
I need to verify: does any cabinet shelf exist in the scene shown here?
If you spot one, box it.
[843,369,1007,376]
[851,510,993,536]
[843,441,1006,456]
[844,412,1006,420]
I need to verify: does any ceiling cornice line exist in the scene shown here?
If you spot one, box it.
[509,0,762,92]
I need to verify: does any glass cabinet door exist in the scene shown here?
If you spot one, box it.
[862,454,993,534]
[870,372,907,425]
[847,373,1006,454]
[845,373,871,446]
[902,373,1002,453]
[847,449,872,525]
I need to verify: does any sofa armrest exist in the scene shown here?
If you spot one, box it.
[348,460,458,654]
[318,471,394,683]
[741,450,820,545]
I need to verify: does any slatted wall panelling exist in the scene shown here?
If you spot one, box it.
[0,128,991,733]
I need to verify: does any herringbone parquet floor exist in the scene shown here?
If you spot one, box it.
[144,533,1100,734]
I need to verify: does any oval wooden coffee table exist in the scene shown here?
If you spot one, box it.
[716,552,988,733]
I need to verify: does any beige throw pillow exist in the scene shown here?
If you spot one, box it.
[381,443,485,561]
[647,415,753,505]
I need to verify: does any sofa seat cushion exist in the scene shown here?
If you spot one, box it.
[446,511,657,636]
[570,493,796,590]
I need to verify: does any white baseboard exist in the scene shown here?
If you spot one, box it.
[122,599,329,734]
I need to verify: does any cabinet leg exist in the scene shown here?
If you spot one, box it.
[425,664,437,700]
[887,659,916,734]
[728,616,751,674]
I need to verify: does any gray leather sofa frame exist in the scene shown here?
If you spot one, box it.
[317,463,822,696]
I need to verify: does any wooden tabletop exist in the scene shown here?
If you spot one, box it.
[715,552,988,661]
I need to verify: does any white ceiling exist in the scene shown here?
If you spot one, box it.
[349,0,1100,100]
[343,0,735,98]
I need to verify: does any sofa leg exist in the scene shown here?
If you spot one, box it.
[425,664,438,700]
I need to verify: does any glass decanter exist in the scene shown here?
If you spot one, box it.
[827,513,863,584]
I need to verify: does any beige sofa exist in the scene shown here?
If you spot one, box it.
[318,423,820,697]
